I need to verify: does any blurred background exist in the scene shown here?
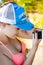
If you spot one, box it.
[0,0,43,29]
[0,0,43,65]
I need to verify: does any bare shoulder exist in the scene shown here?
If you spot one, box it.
[0,49,15,65]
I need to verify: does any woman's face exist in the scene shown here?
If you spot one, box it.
[3,24,34,39]
[18,28,34,39]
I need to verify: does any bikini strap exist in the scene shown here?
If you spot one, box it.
[16,39,26,54]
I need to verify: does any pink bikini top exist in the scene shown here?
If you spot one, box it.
[0,39,26,65]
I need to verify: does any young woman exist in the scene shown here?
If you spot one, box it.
[0,2,41,65]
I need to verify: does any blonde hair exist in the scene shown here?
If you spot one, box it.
[0,1,17,8]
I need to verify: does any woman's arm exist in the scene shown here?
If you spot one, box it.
[23,33,41,65]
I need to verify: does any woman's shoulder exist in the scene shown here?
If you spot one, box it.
[0,49,14,65]
[0,42,14,65]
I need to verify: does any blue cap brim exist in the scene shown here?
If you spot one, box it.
[14,21,34,31]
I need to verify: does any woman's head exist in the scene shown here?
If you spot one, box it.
[0,22,34,39]
[0,2,34,31]
[0,2,34,39]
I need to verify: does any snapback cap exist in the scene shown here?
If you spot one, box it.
[0,2,34,30]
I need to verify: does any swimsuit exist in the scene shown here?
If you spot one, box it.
[0,39,26,65]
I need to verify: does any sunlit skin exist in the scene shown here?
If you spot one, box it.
[0,23,34,39]
[0,22,41,65]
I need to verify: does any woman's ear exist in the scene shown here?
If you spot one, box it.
[2,23,6,27]
[0,22,6,27]
[0,22,7,32]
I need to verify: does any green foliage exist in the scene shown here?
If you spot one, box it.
[17,0,43,13]
[0,0,43,13]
